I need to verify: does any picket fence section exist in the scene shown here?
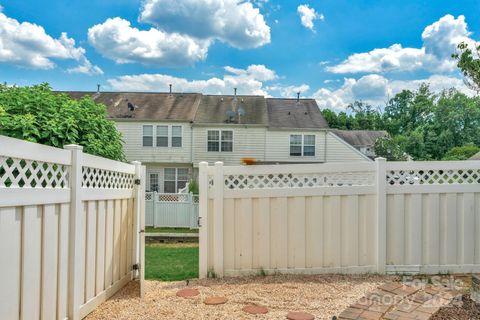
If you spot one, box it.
[199,159,480,278]
[145,192,199,229]
[0,135,145,320]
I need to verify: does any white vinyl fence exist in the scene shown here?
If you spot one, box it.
[198,159,480,278]
[145,192,199,229]
[0,135,146,320]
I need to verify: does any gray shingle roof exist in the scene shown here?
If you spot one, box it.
[332,130,388,147]
[194,95,268,125]
[62,91,330,129]
[62,91,202,121]
[266,98,329,129]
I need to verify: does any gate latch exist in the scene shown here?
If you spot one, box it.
[197,217,202,228]
[134,179,141,185]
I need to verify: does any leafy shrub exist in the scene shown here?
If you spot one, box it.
[442,145,480,160]
[0,83,125,161]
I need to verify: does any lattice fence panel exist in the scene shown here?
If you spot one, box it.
[82,166,134,189]
[157,193,189,202]
[0,156,69,188]
[145,192,153,201]
[223,171,375,190]
[386,169,480,185]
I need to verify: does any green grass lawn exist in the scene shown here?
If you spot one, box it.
[145,244,199,281]
[145,226,199,233]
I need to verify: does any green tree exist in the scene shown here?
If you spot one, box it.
[442,145,480,160]
[373,136,408,161]
[452,41,480,92]
[0,83,125,161]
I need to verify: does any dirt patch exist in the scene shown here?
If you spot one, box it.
[86,274,397,320]
[430,294,480,320]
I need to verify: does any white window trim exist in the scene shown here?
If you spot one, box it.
[142,124,183,148]
[156,125,169,148]
[289,134,316,157]
[207,129,234,152]
[163,168,189,193]
[171,125,183,148]
[142,125,154,147]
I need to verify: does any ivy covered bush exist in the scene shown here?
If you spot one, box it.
[0,83,124,161]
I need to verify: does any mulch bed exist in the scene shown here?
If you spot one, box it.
[430,294,480,320]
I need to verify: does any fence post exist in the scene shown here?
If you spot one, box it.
[375,157,387,274]
[213,162,224,277]
[64,144,83,320]
[198,162,209,278]
[153,191,157,228]
[131,161,142,277]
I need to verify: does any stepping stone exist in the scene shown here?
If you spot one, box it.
[286,311,315,320]
[242,304,269,314]
[204,296,228,305]
[176,288,200,298]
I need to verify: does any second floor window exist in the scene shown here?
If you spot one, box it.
[156,125,168,147]
[207,130,233,152]
[290,134,315,156]
[143,125,182,147]
[172,126,182,147]
[143,125,153,147]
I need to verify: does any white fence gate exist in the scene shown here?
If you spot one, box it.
[0,135,146,320]
[198,160,480,278]
[145,192,199,229]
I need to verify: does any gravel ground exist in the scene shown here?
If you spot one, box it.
[430,294,480,320]
[86,274,397,320]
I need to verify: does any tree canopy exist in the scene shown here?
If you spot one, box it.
[321,84,480,161]
[452,41,480,93]
[0,83,125,161]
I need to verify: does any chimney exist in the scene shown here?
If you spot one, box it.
[169,84,172,94]
[296,91,300,102]
[97,84,101,93]
[234,87,237,97]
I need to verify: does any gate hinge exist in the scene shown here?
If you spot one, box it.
[197,217,202,228]
[134,179,141,185]
[132,264,139,271]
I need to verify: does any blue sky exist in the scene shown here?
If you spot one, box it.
[0,0,479,110]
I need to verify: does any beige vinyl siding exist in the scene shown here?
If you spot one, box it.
[265,130,326,162]
[326,132,371,162]
[192,126,266,166]
[115,121,192,163]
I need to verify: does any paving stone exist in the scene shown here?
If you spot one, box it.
[338,311,360,320]
[358,310,383,320]
[415,305,439,314]
[242,304,269,314]
[378,282,403,293]
[286,311,315,320]
[367,303,391,313]
[409,310,431,320]
[411,292,433,304]
[203,296,228,305]
[176,288,200,298]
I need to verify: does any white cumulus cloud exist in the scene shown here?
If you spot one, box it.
[0,11,101,74]
[297,4,323,31]
[139,0,271,49]
[313,74,471,111]
[88,17,210,67]
[107,64,278,96]
[327,15,473,74]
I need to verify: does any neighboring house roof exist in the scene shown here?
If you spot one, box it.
[62,91,202,121]
[469,151,480,160]
[194,95,268,125]
[266,98,329,129]
[331,130,388,147]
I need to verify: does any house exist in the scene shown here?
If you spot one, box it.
[65,90,383,193]
[469,151,480,160]
[331,129,388,159]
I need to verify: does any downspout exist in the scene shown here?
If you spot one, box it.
[190,122,194,165]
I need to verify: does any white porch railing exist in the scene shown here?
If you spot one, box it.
[145,192,199,229]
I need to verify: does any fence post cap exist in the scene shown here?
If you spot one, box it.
[375,157,386,162]
[64,144,83,151]
[199,161,208,167]
[131,160,142,165]
[214,161,224,166]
